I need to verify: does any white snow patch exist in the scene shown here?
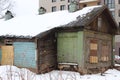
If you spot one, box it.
[0,65,120,80]
[115,64,120,66]
[115,55,120,60]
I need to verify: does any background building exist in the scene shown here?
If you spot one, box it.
[39,0,80,13]
[115,0,120,27]
[39,0,100,13]
[100,0,115,18]
[79,0,100,9]
[39,0,120,27]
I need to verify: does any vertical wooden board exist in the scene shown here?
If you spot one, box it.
[77,31,84,66]
[0,48,1,64]
[13,42,36,69]
[57,32,78,63]
[1,46,14,65]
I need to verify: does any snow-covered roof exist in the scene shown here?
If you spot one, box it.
[0,5,102,37]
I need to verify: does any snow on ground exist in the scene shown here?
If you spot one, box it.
[0,65,120,80]
[115,63,120,66]
[115,55,120,60]
[0,5,101,36]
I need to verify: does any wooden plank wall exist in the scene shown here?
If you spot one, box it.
[37,31,57,73]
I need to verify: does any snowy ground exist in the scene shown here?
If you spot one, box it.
[0,0,120,79]
[0,65,120,80]
[0,5,101,36]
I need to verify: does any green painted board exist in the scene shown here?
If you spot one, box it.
[0,48,1,64]
[57,32,84,66]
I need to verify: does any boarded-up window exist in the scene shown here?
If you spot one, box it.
[1,46,14,65]
[90,39,98,63]
[101,42,109,61]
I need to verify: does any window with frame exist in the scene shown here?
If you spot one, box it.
[4,39,13,45]
[89,39,98,63]
[111,11,115,17]
[101,41,109,61]
[104,0,115,9]
[119,0,120,4]
[119,22,120,28]
[119,48,120,56]
[68,5,70,10]
[52,6,56,12]
[52,0,56,2]
[60,5,66,10]
[83,4,87,7]
[118,10,120,17]
[68,0,71,3]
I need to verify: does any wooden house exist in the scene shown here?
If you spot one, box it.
[56,6,118,74]
[0,5,118,74]
[115,35,120,56]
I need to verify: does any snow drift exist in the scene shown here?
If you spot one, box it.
[0,65,120,80]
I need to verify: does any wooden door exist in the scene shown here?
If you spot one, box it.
[13,42,36,68]
[1,46,14,65]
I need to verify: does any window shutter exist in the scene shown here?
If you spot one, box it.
[89,39,98,63]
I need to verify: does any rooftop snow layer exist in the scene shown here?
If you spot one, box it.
[0,5,101,36]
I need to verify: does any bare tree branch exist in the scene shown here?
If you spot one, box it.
[0,0,14,18]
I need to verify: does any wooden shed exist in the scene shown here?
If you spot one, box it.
[56,6,118,74]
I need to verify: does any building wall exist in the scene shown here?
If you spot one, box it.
[39,0,100,13]
[100,0,116,24]
[57,30,113,73]
[84,30,113,69]
[115,0,120,27]
[115,42,120,56]
[80,0,99,9]
[39,0,80,13]
[39,0,69,13]
[37,31,57,73]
